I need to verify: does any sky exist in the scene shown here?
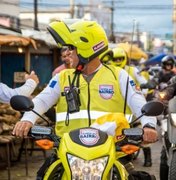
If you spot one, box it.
[20,0,173,37]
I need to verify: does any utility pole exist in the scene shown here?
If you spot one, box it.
[173,0,176,54]
[70,0,74,18]
[34,0,39,30]
[109,0,115,43]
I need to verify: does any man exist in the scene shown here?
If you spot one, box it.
[101,47,153,167]
[12,20,157,150]
[12,20,157,179]
[158,55,175,88]
[52,47,72,76]
[0,70,39,103]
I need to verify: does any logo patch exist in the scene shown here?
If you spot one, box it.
[129,80,136,86]
[79,129,100,146]
[92,41,105,52]
[99,85,114,99]
[64,86,70,92]
[49,80,57,88]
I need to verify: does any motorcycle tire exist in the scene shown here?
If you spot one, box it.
[160,146,168,180]
[168,150,176,180]
[112,165,122,180]
[43,160,64,180]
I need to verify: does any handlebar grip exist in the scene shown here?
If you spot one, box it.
[29,126,53,136]
[123,128,144,141]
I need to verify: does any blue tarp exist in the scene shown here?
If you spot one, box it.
[144,53,166,66]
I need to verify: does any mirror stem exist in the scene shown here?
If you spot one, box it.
[31,109,50,126]
[130,113,145,126]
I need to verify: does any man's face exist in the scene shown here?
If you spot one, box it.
[61,49,72,65]
[69,48,79,69]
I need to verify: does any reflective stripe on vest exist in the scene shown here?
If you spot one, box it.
[56,110,109,122]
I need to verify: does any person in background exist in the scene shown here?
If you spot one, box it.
[101,46,153,167]
[0,70,39,103]
[12,20,158,179]
[52,47,72,76]
[158,55,175,88]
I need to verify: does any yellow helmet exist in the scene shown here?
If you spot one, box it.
[47,20,108,66]
[110,47,127,68]
[99,48,113,64]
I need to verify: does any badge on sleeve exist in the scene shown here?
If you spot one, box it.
[129,80,142,94]
[49,80,57,88]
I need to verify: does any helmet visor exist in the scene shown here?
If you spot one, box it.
[47,21,75,48]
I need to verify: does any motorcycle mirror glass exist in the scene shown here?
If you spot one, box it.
[141,101,164,116]
[10,95,34,112]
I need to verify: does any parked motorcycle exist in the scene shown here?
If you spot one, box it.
[10,95,164,180]
[155,85,176,180]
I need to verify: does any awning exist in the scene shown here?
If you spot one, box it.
[0,34,37,49]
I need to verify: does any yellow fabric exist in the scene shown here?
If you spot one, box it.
[117,43,148,60]
[55,65,131,137]
[141,71,150,81]
[93,113,130,142]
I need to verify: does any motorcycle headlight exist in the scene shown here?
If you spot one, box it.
[158,91,167,100]
[171,113,176,126]
[67,154,109,179]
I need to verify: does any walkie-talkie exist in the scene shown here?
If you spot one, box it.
[62,75,81,113]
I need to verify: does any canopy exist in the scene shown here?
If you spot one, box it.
[117,42,148,60]
[0,35,37,49]
[144,53,166,66]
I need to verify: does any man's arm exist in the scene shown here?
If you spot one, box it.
[12,74,60,137]
[119,68,158,143]
[0,71,39,103]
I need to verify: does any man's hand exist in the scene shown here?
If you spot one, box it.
[143,127,158,143]
[12,121,33,138]
[25,71,39,85]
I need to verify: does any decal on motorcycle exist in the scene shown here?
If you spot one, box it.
[79,128,100,145]
[99,85,114,99]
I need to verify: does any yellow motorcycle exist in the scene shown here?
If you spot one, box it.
[10,95,164,180]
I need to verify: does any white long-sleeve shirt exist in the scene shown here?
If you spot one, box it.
[21,67,157,128]
[0,79,37,103]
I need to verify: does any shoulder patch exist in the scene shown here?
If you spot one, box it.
[129,80,136,86]
[49,80,57,88]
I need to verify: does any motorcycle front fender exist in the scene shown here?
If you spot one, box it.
[168,97,176,143]
[167,146,176,167]
[43,159,67,180]
[168,117,176,144]
[113,160,129,180]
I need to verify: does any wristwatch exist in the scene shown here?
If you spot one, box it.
[143,123,156,130]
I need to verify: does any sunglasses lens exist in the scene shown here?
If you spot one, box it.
[113,57,124,61]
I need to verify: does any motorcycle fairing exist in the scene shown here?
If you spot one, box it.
[168,97,176,143]
[69,127,108,147]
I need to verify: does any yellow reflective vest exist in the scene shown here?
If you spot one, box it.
[55,65,131,137]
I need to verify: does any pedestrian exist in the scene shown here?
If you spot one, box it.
[52,47,72,76]
[12,20,158,179]
[0,70,39,103]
